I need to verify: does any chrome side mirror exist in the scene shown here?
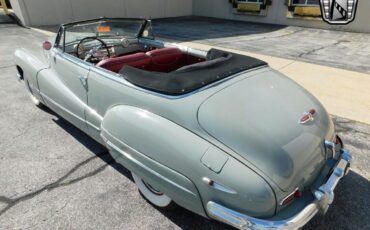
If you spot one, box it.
[42,41,52,50]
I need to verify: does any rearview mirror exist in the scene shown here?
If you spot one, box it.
[141,21,154,40]
[42,41,52,50]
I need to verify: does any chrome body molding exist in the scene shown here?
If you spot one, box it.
[202,177,237,194]
[278,187,299,206]
[42,91,102,133]
[85,120,101,132]
[206,149,352,230]
[102,130,197,197]
[53,48,93,70]
[29,83,40,94]
[40,92,86,123]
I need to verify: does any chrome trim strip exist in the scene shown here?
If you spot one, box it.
[53,48,93,70]
[206,149,352,230]
[40,92,86,124]
[279,187,299,206]
[85,120,101,132]
[29,84,40,94]
[42,92,102,132]
[202,177,237,194]
[103,131,197,197]
[85,107,103,132]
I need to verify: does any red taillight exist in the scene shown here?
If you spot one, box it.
[42,41,52,50]
[294,190,302,197]
[280,189,302,206]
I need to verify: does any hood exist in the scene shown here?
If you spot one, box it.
[198,70,334,192]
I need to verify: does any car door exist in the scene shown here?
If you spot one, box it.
[37,29,90,133]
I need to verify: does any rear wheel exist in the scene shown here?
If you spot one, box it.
[132,172,176,210]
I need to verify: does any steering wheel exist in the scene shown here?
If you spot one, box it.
[76,37,111,61]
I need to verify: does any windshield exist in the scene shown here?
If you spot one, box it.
[63,19,145,45]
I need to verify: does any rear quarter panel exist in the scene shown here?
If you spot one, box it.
[85,66,278,217]
[101,105,276,218]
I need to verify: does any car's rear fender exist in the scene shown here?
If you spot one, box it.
[14,48,49,103]
[101,105,208,217]
[100,105,277,218]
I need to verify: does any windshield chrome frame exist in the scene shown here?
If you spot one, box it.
[58,17,148,52]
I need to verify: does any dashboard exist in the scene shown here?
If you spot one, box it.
[65,37,153,63]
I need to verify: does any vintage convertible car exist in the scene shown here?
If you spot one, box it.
[14,18,352,230]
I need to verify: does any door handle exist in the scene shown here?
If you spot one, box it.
[79,75,88,89]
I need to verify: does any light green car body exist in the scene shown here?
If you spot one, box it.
[14,19,351,230]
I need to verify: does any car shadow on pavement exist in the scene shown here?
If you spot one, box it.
[155,206,234,230]
[49,109,133,182]
[48,108,369,230]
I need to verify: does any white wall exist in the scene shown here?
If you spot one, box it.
[192,0,370,33]
[10,0,193,26]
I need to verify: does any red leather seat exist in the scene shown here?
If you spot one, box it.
[96,53,151,73]
[146,47,184,72]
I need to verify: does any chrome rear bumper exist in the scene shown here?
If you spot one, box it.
[206,149,352,230]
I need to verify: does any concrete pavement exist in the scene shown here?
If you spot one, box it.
[153,16,370,74]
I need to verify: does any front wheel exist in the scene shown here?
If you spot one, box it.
[132,172,176,210]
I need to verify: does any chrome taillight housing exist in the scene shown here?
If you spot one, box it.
[280,188,302,206]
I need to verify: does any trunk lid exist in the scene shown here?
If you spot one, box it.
[198,70,333,192]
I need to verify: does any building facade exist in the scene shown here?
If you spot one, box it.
[193,0,369,32]
[9,0,192,26]
[10,0,370,33]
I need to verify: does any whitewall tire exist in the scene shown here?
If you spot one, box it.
[132,172,176,209]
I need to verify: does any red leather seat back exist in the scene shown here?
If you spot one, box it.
[96,53,151,73]
[146,47,184,72]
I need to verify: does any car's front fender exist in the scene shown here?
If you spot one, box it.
[13,48,49,102]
